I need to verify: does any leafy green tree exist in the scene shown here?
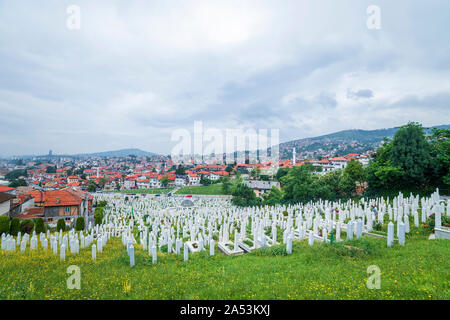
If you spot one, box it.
[160,176,170,187]
[389,122,433,187]
[98,177,108,188]
[20,219,34,234]
[35,218,45,233]
[263,186,283,205]
[5,169,27,180]
[225,165,234,173]
[46,166,57,173]
[9,217,20,236]
[0,216,10,235]
[430,128,450,187]
[8,179,28,187]
[221,176,232,194]
[250,168,261,179]
[280,164,316,201]
[75,217,85,231]
[175,166,186,175]
[56,219,66,232]
[275,168,289,181]
[94,207,104,226]
[200,176,212,186]
[231,183,258,206]
[87,183,96,192]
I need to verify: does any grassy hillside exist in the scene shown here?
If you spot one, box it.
[175,184,229,195]
[0,235,447,299]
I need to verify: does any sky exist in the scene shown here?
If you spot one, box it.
[0,0,449,157]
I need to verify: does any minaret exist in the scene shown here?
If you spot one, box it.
[96,167,99,178]
[292,147,296,165]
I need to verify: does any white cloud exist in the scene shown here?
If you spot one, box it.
[0,0,449,156]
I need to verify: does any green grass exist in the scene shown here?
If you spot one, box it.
[175,184,229,195]
[0,234,448,300]
[104,188,174,195]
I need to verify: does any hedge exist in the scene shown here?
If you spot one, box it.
[20,219,34,234]
[9,217,20,236]
[35,218,45,233]
[75,217,85,231]
[56,219,66,232]
[0,216,10,235]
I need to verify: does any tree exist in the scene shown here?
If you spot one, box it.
[160,176,170,187]
[98,177,108,188]
[95,207,103,226]
[263,186,283,205]
[250,168,261,180]
[225,165,234,174]
[75,217,85,231]
[200,176,212,186]
[5,169,27,180]
[275,168,289,181]
[344,159,365,183]
[87,183,96,192]
[389,122,433,187]
[35,218,45,233]
[20,219,34,234]
[8,179,28,187]
[175,166,186,175]
[231,183,258,206]
[56,219,66,232]
[430,128,450,187]
[9,217,20,236]
[46,166,57,173]
[0,216,10,235]
[221,176,232,194]
[280,164,316,201]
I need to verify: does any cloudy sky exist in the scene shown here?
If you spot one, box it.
[1,0,449,157]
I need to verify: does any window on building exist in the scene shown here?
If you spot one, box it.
[64,207,70,213]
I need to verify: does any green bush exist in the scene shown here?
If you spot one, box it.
[56,219,66,232]
[75,217,85,231]
[94,207,103,226]
[9,217,20,236]
[35,218,45,233]
[0,216,10,235]
[20,219,34,234]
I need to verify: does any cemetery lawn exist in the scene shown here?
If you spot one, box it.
[104,188,174,195]
[0,235,448,300]
[175,184,229,195]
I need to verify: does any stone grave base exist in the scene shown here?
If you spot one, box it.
[185,241,203,253]
[238,238,257,253]
[218,241,244,256]
[435,227,450,239]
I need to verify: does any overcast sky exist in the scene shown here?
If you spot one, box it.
[1,0,449,157]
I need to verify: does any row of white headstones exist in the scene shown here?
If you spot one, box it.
[1,189,447,266]
[92,188,448,266]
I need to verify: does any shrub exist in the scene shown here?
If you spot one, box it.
[0,216,10,235]
[35,218,45,233]
[56,219,66,232]
[75,217,85,231]
[20,219,34,234]
[9,217,20,236]
[94,207,103,226]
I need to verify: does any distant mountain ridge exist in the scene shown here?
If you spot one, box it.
[73,148,158,158]
[279,124,450,159]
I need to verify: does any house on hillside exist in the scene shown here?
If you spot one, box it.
[243,180,280,198]
[0,192,15,217]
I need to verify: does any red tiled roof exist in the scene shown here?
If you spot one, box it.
[0,186,15,192]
